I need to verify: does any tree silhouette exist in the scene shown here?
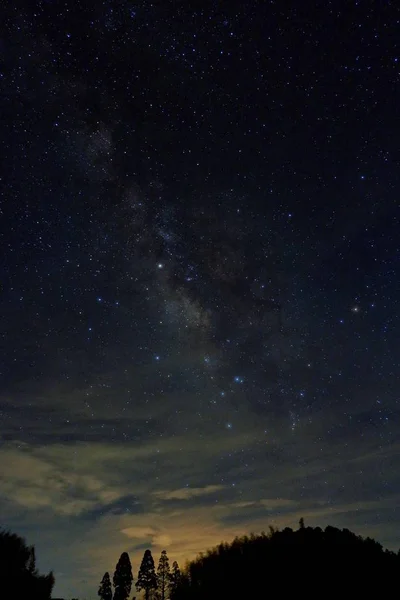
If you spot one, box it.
[168,561,181,598]
[156,550,170,600]
[113,552,133,600]
[0,528,54,599]
[136,549,157,600]
[98,571,113,600]
[27,545,36,573]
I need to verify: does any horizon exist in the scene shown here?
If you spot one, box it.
[11,517,400,599]
[11,517,400,600]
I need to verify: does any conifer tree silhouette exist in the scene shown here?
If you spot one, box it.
[168,561,181,598]
[98,571,113,600]
[113,552,133,600]
[156,550,170,600]
[136,549,157,600]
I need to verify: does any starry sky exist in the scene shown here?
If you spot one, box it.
[1,1,400,598]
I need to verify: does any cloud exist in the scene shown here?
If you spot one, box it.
[0,443,126,516]
[153,485,225,501]
[0,428,251,519]
[233,498,296,510]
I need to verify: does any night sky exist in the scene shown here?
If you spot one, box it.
[1,1,400,598]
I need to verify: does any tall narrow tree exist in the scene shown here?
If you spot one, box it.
[27,546,37,575]
[113,552,133,600]
[98,571,113,600]
[168,561,181,598]
[156,550,170,600]
[136,549,157,600]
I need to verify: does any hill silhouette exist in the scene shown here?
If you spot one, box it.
[171,521,399,599]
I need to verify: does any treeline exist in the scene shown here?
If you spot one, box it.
[99,548,181,600]
[0,528,54,599]
[171,519,400,598]
[3,521,400,599]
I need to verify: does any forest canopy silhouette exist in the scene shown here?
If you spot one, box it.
[171,521,399,598]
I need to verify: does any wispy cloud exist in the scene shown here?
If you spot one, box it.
[0,443,126,516]
[153,485,225,501]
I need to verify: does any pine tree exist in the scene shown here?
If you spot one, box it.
[136,549,157,600]
[168,561,181,598]
[113,552,133,600]
[156,550,170,600]
[98,571,113,600]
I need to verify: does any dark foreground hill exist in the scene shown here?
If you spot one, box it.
[171,523,399,599]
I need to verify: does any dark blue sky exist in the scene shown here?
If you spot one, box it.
[1,1,400,598]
